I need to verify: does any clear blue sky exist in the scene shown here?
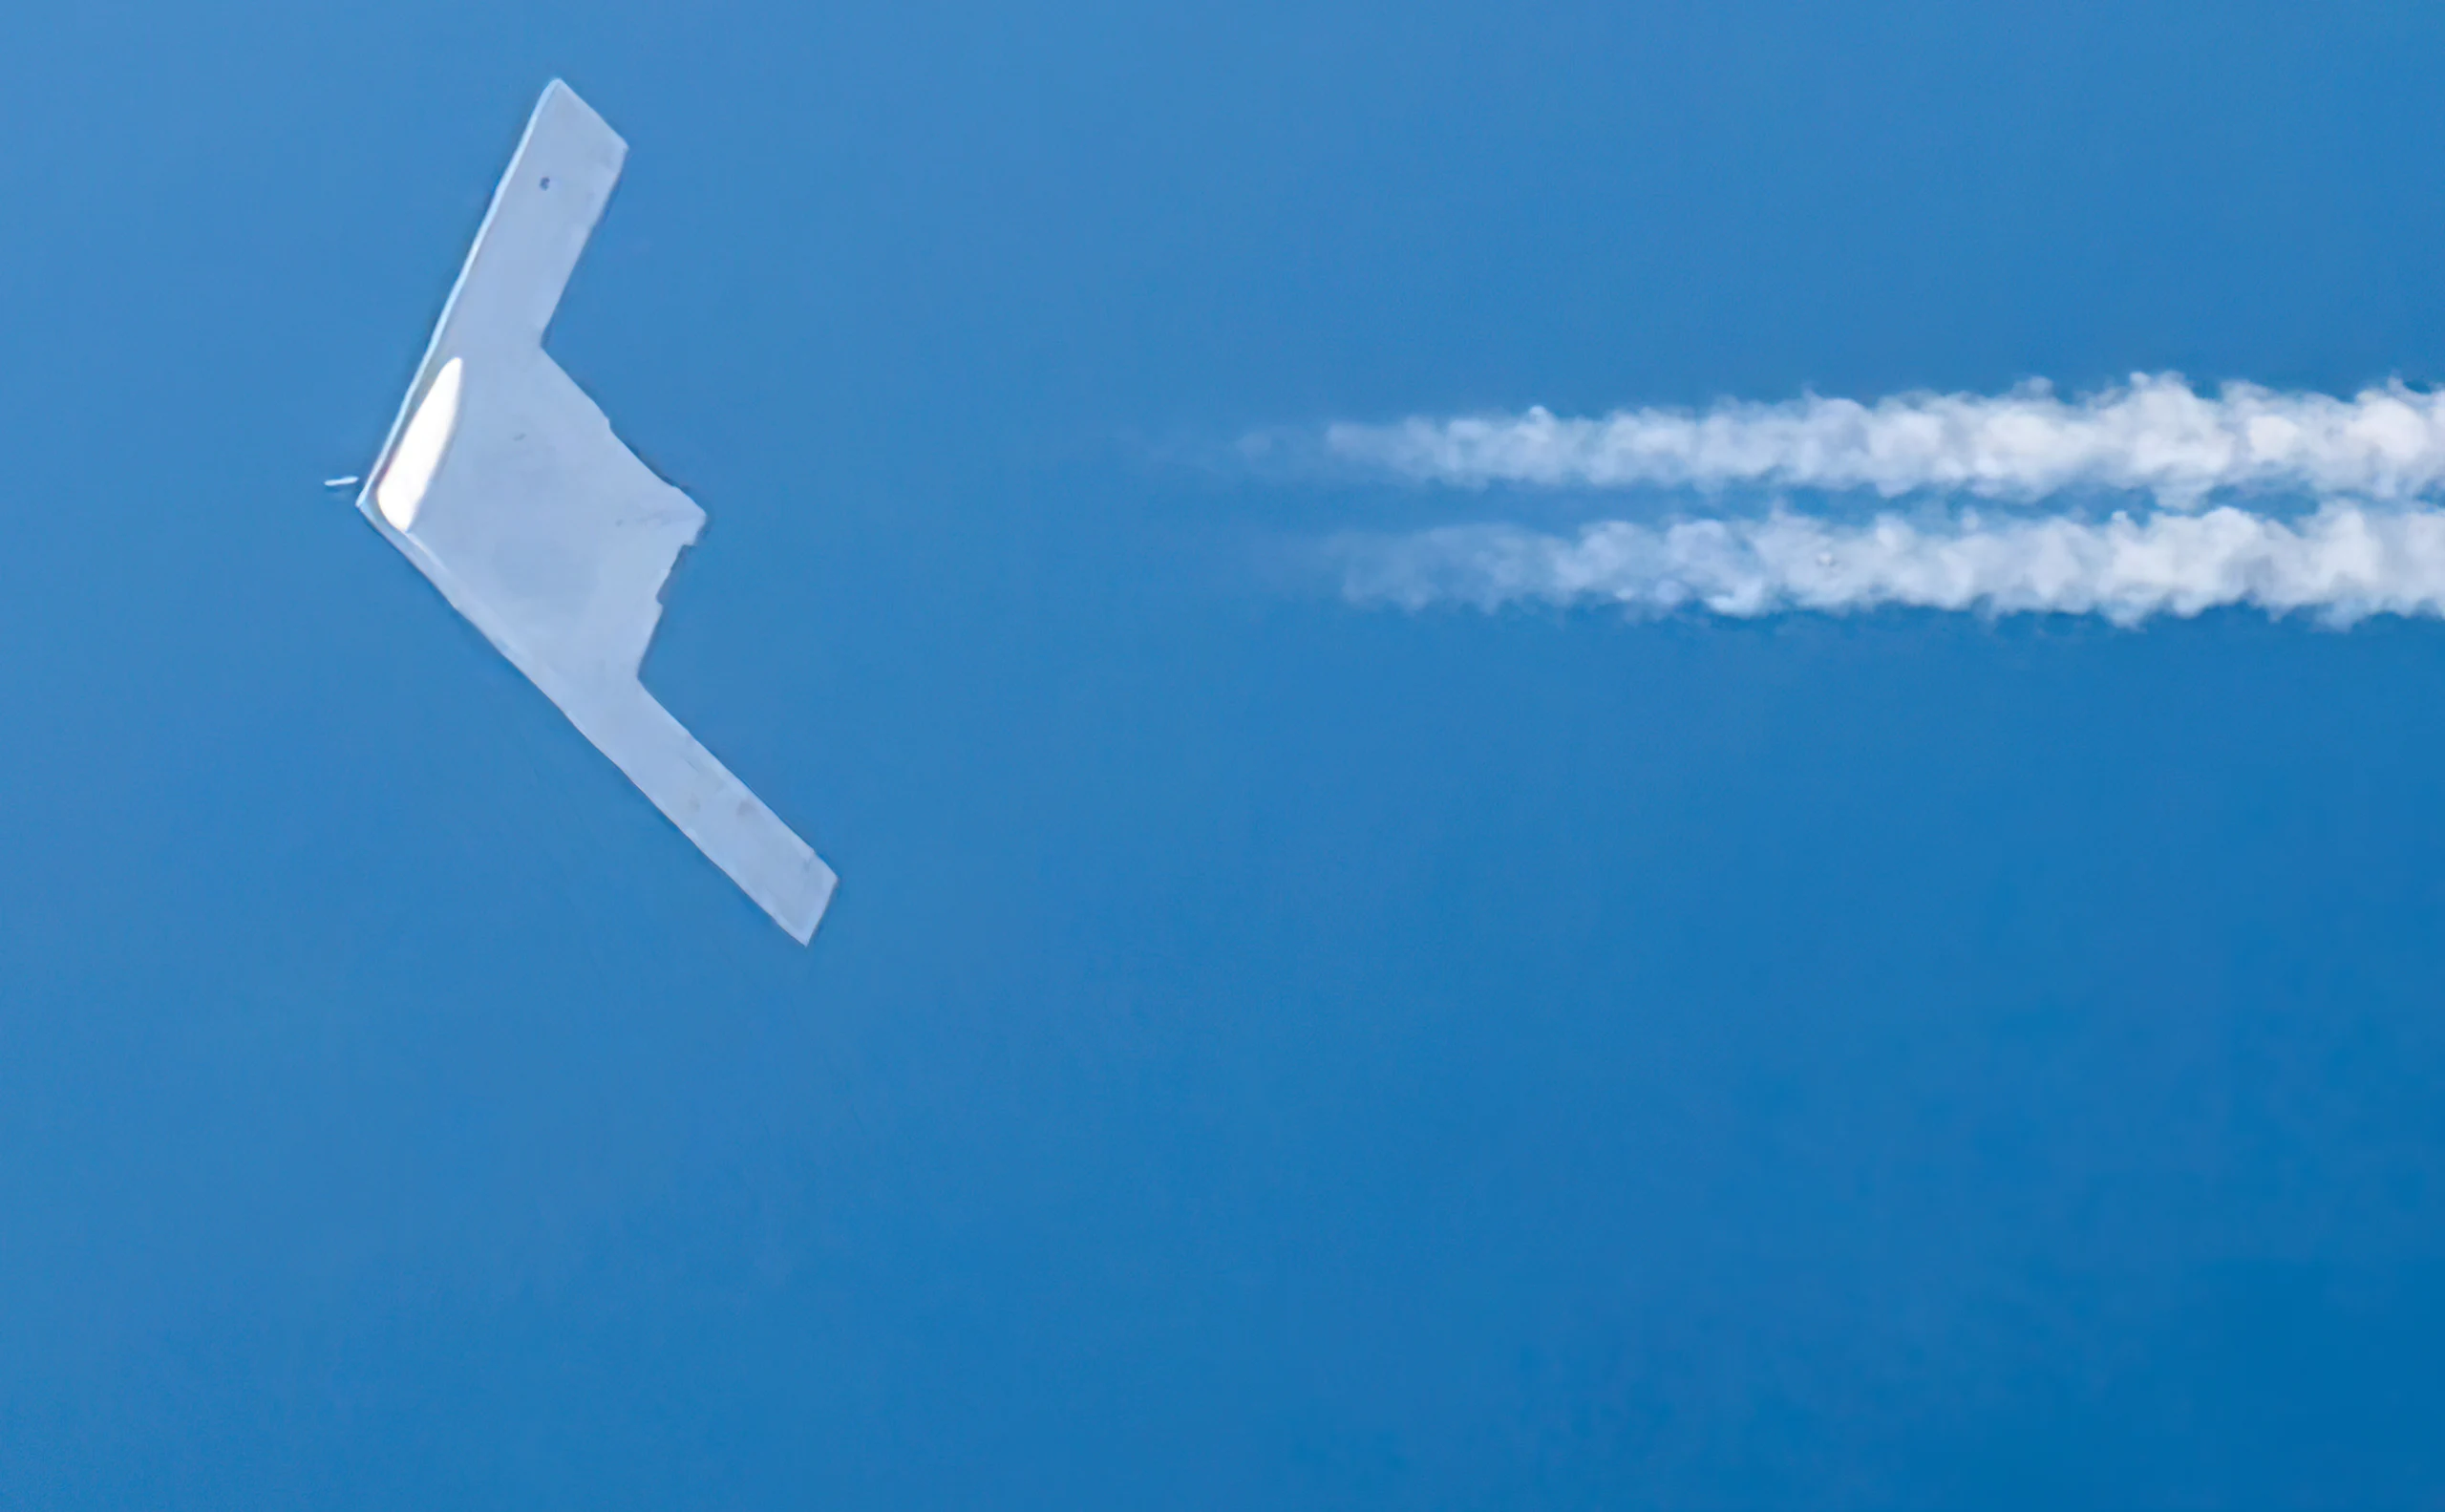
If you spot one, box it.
[8,1,2445,1505]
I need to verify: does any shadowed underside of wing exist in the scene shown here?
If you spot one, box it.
[357,80,835,944]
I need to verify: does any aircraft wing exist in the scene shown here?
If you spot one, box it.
[356,80,836,944]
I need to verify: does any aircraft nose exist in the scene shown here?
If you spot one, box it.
[375,356,464,531]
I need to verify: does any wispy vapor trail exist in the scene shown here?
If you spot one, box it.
[1323,375,2445,506]
[1335,503,2445,626]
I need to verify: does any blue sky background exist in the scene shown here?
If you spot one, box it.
[8,1,2445,1505]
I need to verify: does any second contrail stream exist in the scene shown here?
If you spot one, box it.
[1333,502,2445,625]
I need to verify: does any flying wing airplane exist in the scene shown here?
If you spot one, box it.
[353,80,836,943]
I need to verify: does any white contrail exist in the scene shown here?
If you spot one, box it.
[1334,502,2445,626]
[1322,375,2445,506]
